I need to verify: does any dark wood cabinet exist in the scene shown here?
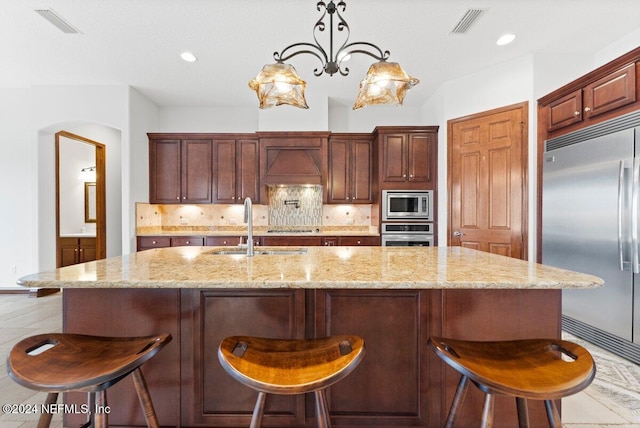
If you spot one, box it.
[137,236,203,251]
[262,235,323,246]
[58,237,96,267]
[181,289,306,427]
[376,126,438,190]
[213,138,260,203]
[149,137,213,204]
[327,135,374,203]
[336,236,380,246]
[539,51,640,137]
[205,236,242,246]
[314,289,432,426]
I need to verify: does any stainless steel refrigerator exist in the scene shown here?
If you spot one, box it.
[542,112,640,363]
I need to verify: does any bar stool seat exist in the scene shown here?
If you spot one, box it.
[218,335,365,428]
[7,333,171,428]
[429,337,596,428]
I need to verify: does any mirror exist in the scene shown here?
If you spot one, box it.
[85,182,97,223]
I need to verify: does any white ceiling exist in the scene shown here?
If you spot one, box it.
[2,0,640,109]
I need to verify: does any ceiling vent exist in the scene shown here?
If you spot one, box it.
[450,8,486,34]
[35,9,82,34]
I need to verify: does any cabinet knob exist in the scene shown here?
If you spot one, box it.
[409,174,414,178]
[152,241,157,244]
[185,241,190,244]
[584,107,591,112]
[573,111,580,116]
[403,174,407,178]
[223,240,227,245]
[232,197,235,200]
[176,197,180,200]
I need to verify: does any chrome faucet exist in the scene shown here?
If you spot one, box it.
[243,197,254,257]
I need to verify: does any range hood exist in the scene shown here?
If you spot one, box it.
[259,133,328,186]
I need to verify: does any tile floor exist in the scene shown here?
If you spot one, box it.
[0,292,639,427]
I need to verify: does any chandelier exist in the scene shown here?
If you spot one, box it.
[249,1,419,110]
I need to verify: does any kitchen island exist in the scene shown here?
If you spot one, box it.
[17,246,602,428]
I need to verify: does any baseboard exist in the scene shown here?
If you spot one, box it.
[0,288,60,297]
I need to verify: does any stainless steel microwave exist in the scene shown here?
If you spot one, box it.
[382,190,433,221]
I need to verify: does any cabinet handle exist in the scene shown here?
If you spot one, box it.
[357,240,361,244]
[182,196,186,200]
[410,174,414,178]
[584,107,591,112]
[232,196,235,200]
[185,241,190,244]
[573,111,580,116]
[403,174,407,178]
[223,240,227,245]
[152,241,157,244]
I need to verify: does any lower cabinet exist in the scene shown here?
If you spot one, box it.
[181,289,307,427]
[58,237,96,267]
[180,289,431,427]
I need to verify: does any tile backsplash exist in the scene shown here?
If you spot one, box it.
[268,185,322,226]
[136,186,376,232]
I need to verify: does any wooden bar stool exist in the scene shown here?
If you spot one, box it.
[7,333,171,428]
[218,335,365,428]
[429,337,596,428]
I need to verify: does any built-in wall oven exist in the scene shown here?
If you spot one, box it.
[381,223,434,247]
[382,190,433,221]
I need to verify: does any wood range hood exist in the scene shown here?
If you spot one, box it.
[258,132,329,197]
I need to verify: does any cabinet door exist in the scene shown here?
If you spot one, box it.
[351,139,373,202]
[213,140,237,203]
[408,133,434,185]
[182,139,213,203]
[79,238,97,263]
[328,139,350,202]
[584,63,636,119]
[381,134,407,182]
[314,290,430,426]
[236,140,260,202]
[59,238,79,267]
[181,289,306,427]
[149,139,182,203]
[546,90,583,132]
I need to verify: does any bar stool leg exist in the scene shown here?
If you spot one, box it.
[445,375,470,428]
[132,368,160,428]
[314,389,332,428]
[94,391,108,428]
[516,397,530,428]
[481,393,494,428]
[36,392,58,428]
[249,391,267,428]
[544,400,561,428]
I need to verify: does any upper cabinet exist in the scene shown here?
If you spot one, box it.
[539,50,640,136]
[328,134,375,204]
[213,138,260,203]
[375,126,438,190]
[149,137,213,204]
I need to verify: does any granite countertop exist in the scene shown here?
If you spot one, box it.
[135,226,379,237]
[17,246,603,290]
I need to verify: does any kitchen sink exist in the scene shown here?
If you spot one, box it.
[206,248,308,256]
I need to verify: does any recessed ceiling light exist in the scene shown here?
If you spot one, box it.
[496,33,516,46]
[181,52,198,62]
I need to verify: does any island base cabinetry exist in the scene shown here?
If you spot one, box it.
[62,288,560,427]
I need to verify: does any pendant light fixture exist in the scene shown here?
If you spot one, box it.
[249,0,419,110]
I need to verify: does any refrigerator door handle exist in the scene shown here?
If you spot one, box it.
[619,161,626,271]
[633,157,640,274]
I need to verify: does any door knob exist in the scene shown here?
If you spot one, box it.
[453,231,464,237]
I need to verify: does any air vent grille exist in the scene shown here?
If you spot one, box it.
[450,9,486,34]
[35,9,81,34]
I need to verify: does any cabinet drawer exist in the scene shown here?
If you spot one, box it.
[205,236,241,246]
[137,236,171,250]
[171,237,204,247]
[339,236,380,246]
